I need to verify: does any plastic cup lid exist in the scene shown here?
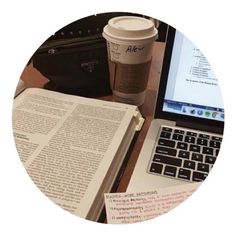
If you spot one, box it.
[103,16,158,43]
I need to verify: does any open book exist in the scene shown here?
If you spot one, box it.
[12,88,144,222]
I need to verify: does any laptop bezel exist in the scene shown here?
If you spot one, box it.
[154,26,224,134]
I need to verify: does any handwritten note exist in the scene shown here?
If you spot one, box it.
[104,182,201,224]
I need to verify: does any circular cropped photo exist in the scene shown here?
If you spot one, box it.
[12,12,224,224]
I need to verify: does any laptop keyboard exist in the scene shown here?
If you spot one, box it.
[148,126,222,182]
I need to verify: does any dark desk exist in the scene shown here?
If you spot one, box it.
[20,41,166,192]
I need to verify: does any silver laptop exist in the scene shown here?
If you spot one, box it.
[127,26,224,192]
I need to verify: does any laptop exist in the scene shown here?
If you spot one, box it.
[127,26,224,192]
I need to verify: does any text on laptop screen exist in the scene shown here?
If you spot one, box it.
[163,30,224,122]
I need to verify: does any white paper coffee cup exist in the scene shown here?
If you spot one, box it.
[103,16,158,105]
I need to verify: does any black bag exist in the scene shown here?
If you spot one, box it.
[32,34,111,97]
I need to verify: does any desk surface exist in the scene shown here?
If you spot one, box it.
[20,41,166,192]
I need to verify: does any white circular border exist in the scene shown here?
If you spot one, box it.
[1,1,236,235]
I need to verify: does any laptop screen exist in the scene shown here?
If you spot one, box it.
[155,26,224,130]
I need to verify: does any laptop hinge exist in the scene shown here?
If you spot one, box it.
[176,120,224,134]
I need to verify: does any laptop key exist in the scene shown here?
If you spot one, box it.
[192,171,208,181]
[177,142,188,150]
[162,127,172,132]
[178,150,190,159]
[192,153,203,162]
[164,165,177,177]
[186,131,197,137]
[174,129,185,134]
[158,138,175,148]
[190,144,201,153]
[185,136,195,144]
[202,147,214,155]
[156,146,177,156]
[197,138,208,146]
[172,133,183,141]
[160,131,171,139]
[197,163,210,173]
[199,134,210,139]
[178,168,191,180]
[149,162,163,174]
[183,160,196,170]
[205,155,216,164]
[210,140,221,148]
[212,136,222,142]
[153,154,182,167]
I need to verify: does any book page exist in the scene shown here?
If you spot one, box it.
[104,182,201,224]
[13,88,139,219]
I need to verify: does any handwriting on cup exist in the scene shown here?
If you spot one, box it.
[126,45,144,53]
